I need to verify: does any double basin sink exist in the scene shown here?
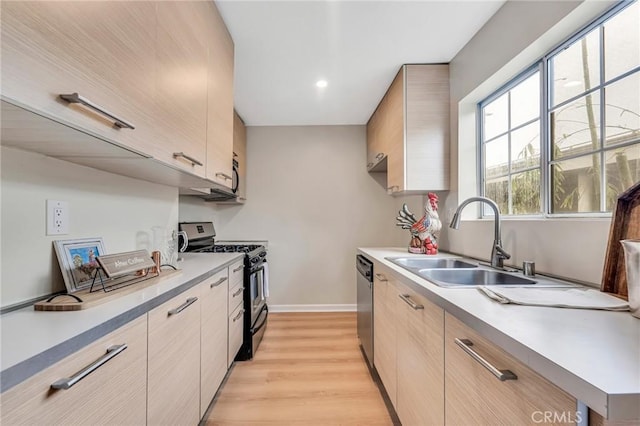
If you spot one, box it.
[386,257,537,288]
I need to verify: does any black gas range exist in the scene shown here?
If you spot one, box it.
[179,222,268,361]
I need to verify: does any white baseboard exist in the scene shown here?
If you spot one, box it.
[269,304,357,313]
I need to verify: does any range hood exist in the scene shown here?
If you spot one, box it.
[181,184,238,202]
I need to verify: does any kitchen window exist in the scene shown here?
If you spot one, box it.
[480,0,639,216]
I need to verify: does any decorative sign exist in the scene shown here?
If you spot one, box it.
[96,250,155,278]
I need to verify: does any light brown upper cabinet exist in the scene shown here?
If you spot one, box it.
[1,2,237,189]
[234,111,247,202]
[154,1,209,177]
[366,64,450,194]
[206,2,235,188]
[0,1,157,157]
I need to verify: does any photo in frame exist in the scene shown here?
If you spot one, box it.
[54,238,106,293]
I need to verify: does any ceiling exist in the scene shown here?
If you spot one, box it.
[216,1,505,126]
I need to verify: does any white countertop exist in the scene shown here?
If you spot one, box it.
[359,248,640,421]
[1,252,243,391]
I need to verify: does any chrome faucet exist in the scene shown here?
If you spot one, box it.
[449,196,511,269]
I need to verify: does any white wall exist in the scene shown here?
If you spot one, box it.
[0,147,179,307]
[441,0,618,286]
[180,125,424,307]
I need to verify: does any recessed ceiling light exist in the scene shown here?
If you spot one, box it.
[316,80,328,88]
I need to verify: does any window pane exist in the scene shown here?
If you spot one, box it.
[511,121,541,172]
[485,135,509,179]
[605,71,640,146]
[605,144,640,210]
[485,176,509,215]
[510,72,540,128]
[604,1,640,81]
[483,93,508,140]
[511,169,541,214]
[551,92,601,159]
[551,30,600,107]
[551,154,602,213]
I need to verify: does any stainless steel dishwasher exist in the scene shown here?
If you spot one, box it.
[356,255,374,369]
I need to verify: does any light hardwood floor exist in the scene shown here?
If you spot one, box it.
[204,312,393,426]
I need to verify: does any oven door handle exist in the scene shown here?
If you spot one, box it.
[251,305,269,334]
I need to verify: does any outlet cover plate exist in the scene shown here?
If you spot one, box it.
[47,200,69,235]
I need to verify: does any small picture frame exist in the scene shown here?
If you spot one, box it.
[54,238,106,293]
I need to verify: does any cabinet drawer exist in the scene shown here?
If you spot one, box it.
[208,268,230,293]
[228,303,244,367]
[1,316,147,425]
[229,280,244,313]
[229,259,244,285]
[148,285,201,426]
[445,313,577,426]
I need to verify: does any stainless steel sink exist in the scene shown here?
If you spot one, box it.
[418,269,536,287]
[386,257,478,270]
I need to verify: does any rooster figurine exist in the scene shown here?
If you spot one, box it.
[396,193,442,255]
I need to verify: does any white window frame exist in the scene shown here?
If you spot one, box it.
[479,0,640,218]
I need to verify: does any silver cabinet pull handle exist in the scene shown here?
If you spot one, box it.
[168,297,198,316]
[173,152,203,166]
[376,152,385,160]
[232,287,245,297]
[367,162,374,168]
[51,344,127,390]
[374,273,388,282]
[210,277,228,288]
[59,93,135,130]
[454,338,517,381]
[215,172,233,181]
[399,294,424,310]
[233,265,244,273]
[233,308,245,322]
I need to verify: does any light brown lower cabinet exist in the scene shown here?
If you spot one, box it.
[200,269,229,417]
[396,280,444,426]
[445,313,577,426]
[147,285,201,426]
[373,266,398,407]
[0,315,147,425]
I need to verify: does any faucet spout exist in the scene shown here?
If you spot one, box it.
[449,196,511,269]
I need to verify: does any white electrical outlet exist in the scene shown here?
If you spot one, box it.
[47,200,69,235]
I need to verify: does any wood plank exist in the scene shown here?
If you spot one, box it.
[205,312,393,426]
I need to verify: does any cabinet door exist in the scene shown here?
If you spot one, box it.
[445,313,577,426]
[396,281,444,426]
[234,111,248,202]
[385,67,406,193]
[148,286,201,426]
[228,303,245,367]
[1,316,147,425]
[366,99,384,169]
[1,1,157,156]
[154,1,208,177]
[373,267,398,407]
[206,2,235,188]
[200,270,229,417]
[405,64,450,191]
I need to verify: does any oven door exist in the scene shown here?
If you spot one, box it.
[249,266,266,324]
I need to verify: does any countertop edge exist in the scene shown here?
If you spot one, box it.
[0,254,244,393]
[358,247,640,421]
